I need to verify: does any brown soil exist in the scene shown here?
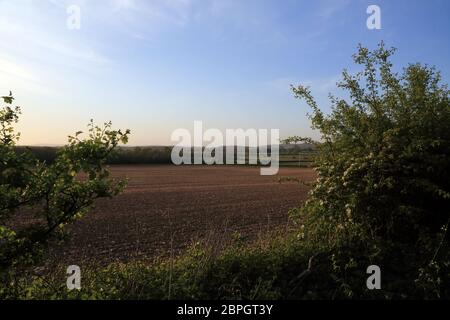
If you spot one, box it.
[47,165,316,266]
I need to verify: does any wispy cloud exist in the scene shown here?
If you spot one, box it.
[0,3,112,65]
[0,57,37,82]
[317,0,351,20]
[110,0,138,11]
[0,1,114,98]
[0,55,54,97]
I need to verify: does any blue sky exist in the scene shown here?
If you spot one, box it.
[1,0,449,145]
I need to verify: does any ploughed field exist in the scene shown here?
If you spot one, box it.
[47,165,316,266]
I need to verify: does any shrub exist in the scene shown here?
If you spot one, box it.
[291,42,450,298]
[0,93,130,282]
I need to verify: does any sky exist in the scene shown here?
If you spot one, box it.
[1,0,449,146]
